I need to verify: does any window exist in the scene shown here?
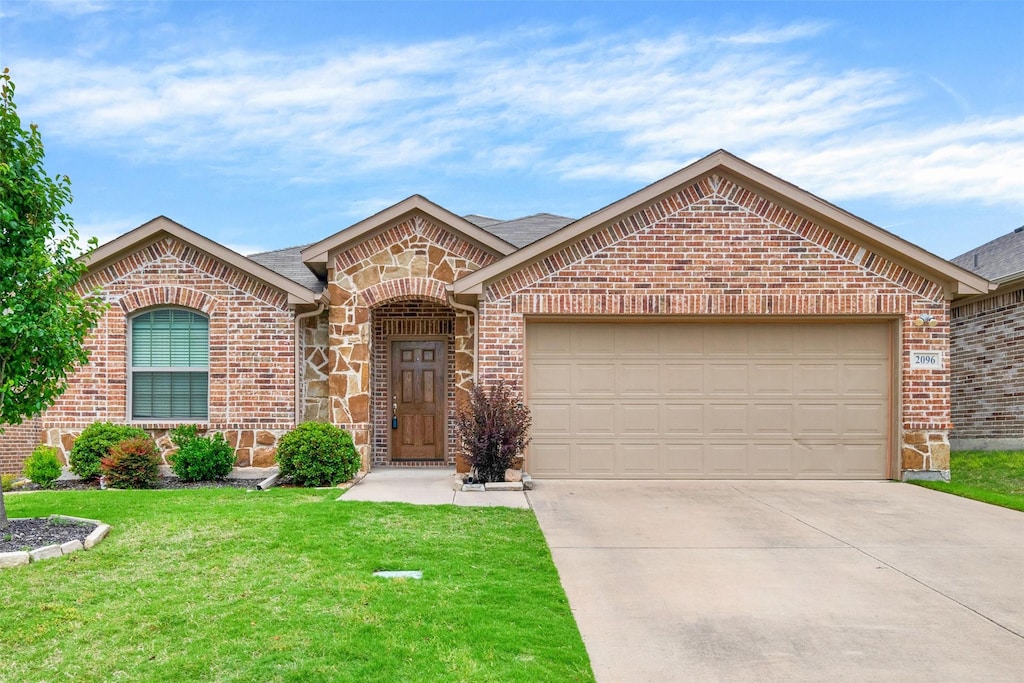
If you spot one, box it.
[130,309,209,420]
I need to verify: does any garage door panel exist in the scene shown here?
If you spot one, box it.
[708,364,749,394]
[576,443,616,475]
[618,364,661,395]
[750,404,793,434]
[705,443,748,475]
[752,364,794,394]
[751,443,795,475]
[662,404,703,433]
[527,322,890,479]
[530,443,573,476]
[531,402,573,435]
[706,404,748,434]
[529,362,572,396]
[617,443,660,474]
[663,364,704,394]
[663,443,705,474]
[578,364,616,394]
[619,403,660,433]
[577,404,616,434]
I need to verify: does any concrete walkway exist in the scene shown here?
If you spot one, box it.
[529,479,1024,682]
[337,467,529,508]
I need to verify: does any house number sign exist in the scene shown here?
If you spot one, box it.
[910,351,943,369]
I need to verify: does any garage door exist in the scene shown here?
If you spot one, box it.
[526,322,891,479]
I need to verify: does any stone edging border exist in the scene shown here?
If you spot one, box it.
[0,515,111,569]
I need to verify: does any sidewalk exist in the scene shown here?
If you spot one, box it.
[337,467,530,509]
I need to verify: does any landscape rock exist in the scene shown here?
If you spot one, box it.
[461,483,486,492]
[84,524,111,550]
[485,481,524,491]
[505,468,523,482]
[61,540,84,555]
[0,552,30,568]
[29,545,63,562]
[522,473,534,490]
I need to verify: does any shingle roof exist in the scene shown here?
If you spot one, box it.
[469,213,575,248]
[952,226,1024,281]
[247,244,327,293]
[246,211,574,288]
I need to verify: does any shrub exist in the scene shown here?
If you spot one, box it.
[276,422,359,487]
[69,422,149,480]
[455,380,532,483]
[1,473,18,492]
[101,436,161,489]
[169,425,235,482]
[23,445,63,488]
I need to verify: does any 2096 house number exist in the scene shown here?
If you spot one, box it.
[910,351,943,369]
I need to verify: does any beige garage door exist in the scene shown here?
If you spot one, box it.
[527,322,892,479]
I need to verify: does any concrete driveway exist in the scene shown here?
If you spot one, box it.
[527,480,1024,682]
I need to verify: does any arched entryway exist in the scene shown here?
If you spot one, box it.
[370,299,457,466]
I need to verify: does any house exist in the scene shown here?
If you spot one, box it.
[949,227,1024,450]
[0,150,991,480]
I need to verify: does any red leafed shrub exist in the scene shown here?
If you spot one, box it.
[101,437,161,489]
[455,380,532,483]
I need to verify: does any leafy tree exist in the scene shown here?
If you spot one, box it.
[0,69,106,529]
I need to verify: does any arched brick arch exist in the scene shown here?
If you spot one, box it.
[360,277,449,308]
[118,286,220,315]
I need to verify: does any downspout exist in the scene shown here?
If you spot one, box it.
[446,290,479,387]
[294,299,326,425]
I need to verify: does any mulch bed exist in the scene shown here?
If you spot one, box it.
[2,478,266,556]
[0,517,98,554]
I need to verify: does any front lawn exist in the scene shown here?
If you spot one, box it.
[911,450,1024,512]
[1,488,594,682]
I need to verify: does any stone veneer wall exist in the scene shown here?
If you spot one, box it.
[950,281,1024,449]
[327,214,497,467]
[301,312,331,422]
[477,173,953,477]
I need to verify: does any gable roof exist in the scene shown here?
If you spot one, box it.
[82,216,320,306]
[482,213,576,248]
[452,149,993,299]
[951,226,1024,282]
[300,195,518,278]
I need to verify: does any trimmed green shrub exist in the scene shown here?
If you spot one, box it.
[169,425,235,482]
[276,422,359,487]
[1,473,17,492]
[69,422,149,480]
[23,445,63,488]
[455,380,532,483]
[101,436,161,489]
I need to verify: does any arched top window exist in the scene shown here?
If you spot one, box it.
[130,308,209,420]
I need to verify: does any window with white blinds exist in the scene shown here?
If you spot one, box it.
[130,309,209,420]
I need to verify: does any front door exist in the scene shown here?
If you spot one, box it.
[390,339,446,460]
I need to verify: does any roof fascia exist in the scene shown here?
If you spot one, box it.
[453,150,992,298]
[82,216,319,306]
[300,195,517,273]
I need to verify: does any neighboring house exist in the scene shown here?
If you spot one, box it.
[0,150,991,480]
[949,226,1024,450]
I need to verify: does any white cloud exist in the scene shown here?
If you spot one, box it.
[9,20,1024,212]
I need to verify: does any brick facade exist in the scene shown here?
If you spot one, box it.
[0,418,43,474]
[3,153,978,479]
[951,281,1024,449]
[36,236,299,467]
[478,174,953,476]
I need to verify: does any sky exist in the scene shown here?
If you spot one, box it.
[1,1,1022,260]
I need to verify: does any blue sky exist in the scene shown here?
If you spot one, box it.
[2,1,1022,260]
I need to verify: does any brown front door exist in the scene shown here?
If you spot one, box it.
[390,339,446,460]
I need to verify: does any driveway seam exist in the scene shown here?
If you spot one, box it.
[732,484,1024,642]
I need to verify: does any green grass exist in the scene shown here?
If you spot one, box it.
[1,488,594,682]
[912,450,1024,512]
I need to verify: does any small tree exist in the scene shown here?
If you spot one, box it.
[455,379,532,484]
[0,69,106,529]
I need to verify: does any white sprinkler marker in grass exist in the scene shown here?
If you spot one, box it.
[373,570,423,580]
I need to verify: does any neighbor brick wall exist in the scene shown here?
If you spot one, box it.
[0,417,43,473]
[478,173,953,474]
[35,236,298,468]
[951,281,1024,448]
